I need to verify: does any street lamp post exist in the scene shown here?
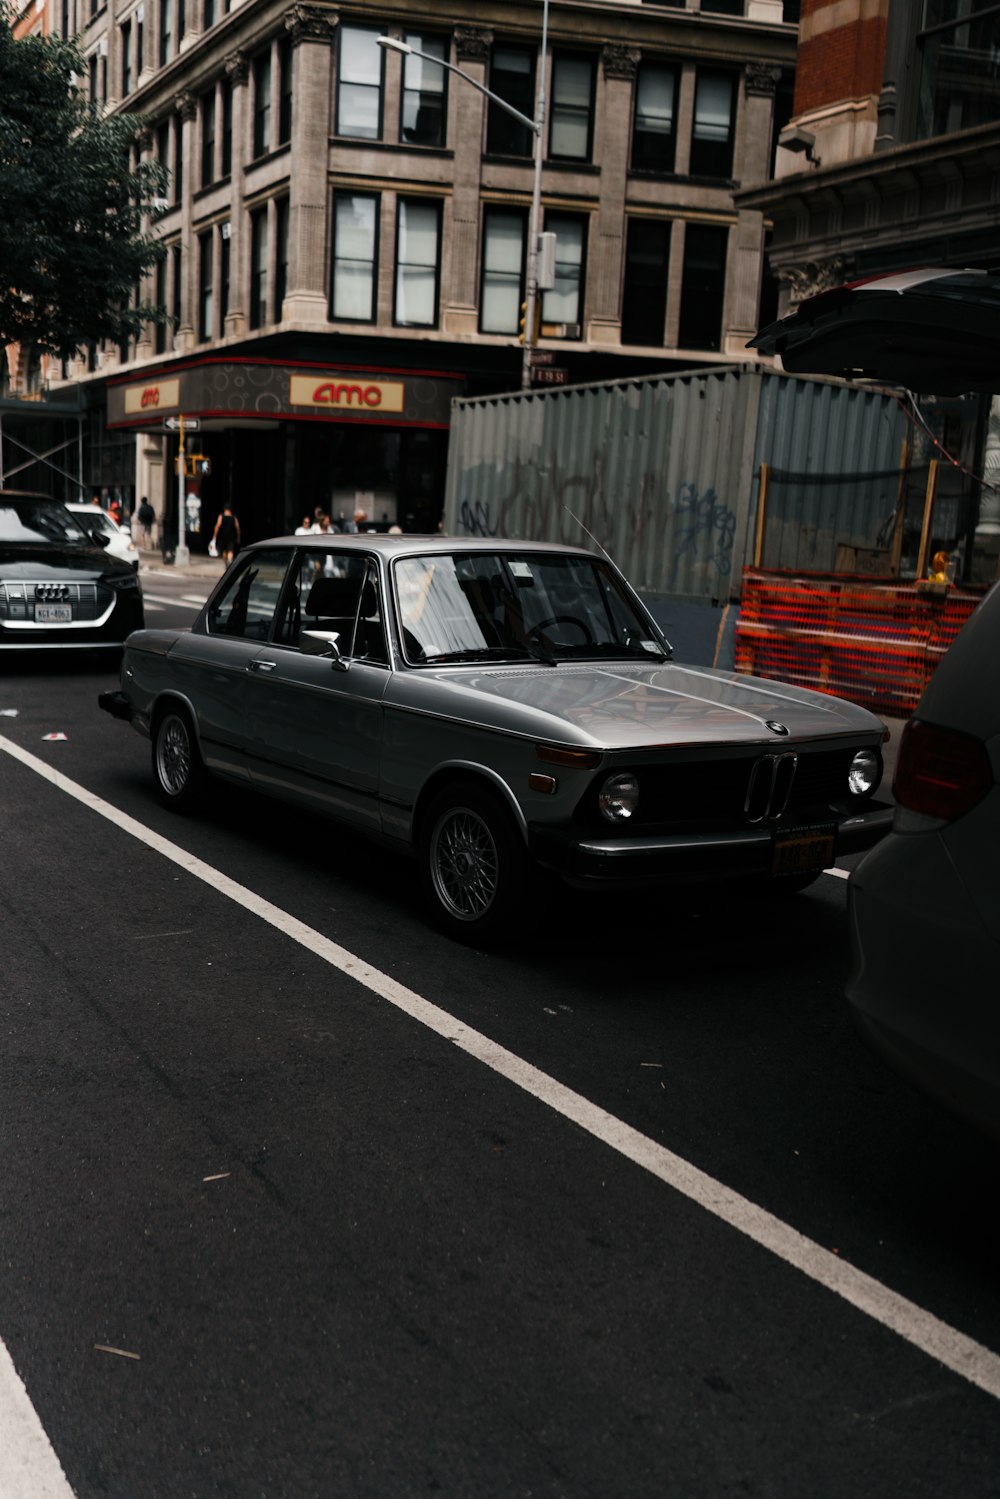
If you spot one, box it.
[378,1,549,392]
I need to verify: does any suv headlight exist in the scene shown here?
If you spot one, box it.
[848,749,880,796]
[106,572,140,590]
[599,772,639,822]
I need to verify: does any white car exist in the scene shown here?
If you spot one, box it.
[67,503,139,571]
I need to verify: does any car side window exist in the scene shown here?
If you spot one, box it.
[206,550,292,640]
[278,551,388,664]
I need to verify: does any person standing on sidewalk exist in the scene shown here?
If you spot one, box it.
[212,504,241,564]
[137,496,155,547]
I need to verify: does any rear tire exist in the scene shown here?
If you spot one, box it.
[420,782,534,945]
[152,704,207,811]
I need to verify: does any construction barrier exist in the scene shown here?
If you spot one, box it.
[734,567,986,717]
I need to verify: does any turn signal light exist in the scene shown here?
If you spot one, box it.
[893,718,993,824]
[536,744,601,769]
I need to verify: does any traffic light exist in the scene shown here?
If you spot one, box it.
[518,298,541,345]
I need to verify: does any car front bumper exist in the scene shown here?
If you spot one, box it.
[532,800,892,888]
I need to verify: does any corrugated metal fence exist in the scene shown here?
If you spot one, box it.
[443,365,906,605]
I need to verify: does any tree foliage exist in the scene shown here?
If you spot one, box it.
[0,8,167,357]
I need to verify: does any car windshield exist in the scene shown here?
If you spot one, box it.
[393,550,669,664]
[73,509,116,535]
[0,500,87,545]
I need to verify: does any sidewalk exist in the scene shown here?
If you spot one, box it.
[138,546,226,582]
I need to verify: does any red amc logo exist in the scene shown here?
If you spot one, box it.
[140,387,161,408]
[313,382,382,408]
[289,374,405,414]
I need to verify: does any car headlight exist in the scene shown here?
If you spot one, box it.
[106,572,140,590]
[848,749,880,796]
[599,771,639,822]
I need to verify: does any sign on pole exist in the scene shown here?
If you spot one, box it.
[163,415,200,432]
[531,367,568,386]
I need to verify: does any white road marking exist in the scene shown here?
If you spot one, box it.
[142,593,203,607]
[0,1341,75,1498]
[181,595,208,606]
[2,733,999,1407]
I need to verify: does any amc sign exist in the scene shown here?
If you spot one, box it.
[123,377,180,416]
[289,375,405,415]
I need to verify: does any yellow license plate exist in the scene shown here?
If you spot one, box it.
[771,828,836,876]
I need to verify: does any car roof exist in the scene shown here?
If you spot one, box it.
[0,489,65,502]
[249,533,599,559]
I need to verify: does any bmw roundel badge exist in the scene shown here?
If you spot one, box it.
[765,720,789,735]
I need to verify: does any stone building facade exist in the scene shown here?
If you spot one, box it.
[44,0,797,541]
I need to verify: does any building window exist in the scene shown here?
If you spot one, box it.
[249,207,268,329]
[155,257,167,353]
[700,0,743,12]
[401,32,447,146]
[549,54,594,162]
[136,8,144,74]
[690,70,737,179]
[220,224,231,326]
[632,63,678,173]
[121,19,132,96]
[621,220,669,346]
[88,51,99,103]
[200,89,216,187]
[541,213,586,335]
[915,5,1000,140]
[198,230,213,342]
[159,0,171,67]
[253,50,272,158]
[171,242,182,339]
[395,198,440,327]
[678,223,728,350]
[487,45,535,156]
[337,26,383,140]
[156,120,170,191]
[331,193,379,321]
[204,0,214,29]
[480,208,525,334]
[177,0,185,45]
[221,78,232,176]
[278,37,293,145]
[275,197,289,320]
[173,116,183,203]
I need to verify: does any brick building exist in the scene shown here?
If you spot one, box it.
[25,0,797,542]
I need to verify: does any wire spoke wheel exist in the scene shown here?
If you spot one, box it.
[152,706,206,810]
[420,782,534,944]
[432,807,501,920]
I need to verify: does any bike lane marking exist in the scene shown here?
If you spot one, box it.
[2,732,998,1410]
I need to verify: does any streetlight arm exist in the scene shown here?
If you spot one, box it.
[377,37,540,135]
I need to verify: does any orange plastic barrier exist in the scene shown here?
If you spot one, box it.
[734,568,985,717]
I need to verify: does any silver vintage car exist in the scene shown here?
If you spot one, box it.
[100,534,892,941]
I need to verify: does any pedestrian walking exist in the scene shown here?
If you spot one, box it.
[212,504,241,563]
[137,496,156,547]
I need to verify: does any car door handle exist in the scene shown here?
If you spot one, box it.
[248,659,277,673]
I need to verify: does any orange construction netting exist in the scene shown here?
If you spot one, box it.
[734,568,984,717]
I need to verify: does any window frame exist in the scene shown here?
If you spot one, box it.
[548,52,595,163]
[330,191,381,324]
[621,218,670,347]
[678,222,729,352]
[249,206,268,331]
[252,48,272,159]
[631,61,679,174]
[487,43,536,157]
[336,24,385,141]
[394,197,442,328]
[689,68,738,180]
[540,211,587,338]
[400,30,448,147]
[479,206,527,336]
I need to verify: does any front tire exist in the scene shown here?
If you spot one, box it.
[152,705,207,811]
[420,782,533,944]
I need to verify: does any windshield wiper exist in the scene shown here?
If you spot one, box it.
[422,645,557,666]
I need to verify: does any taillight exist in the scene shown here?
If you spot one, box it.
[893,719,993,823]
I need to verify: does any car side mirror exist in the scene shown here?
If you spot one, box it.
[300,629,349,669]
[90,530,111,548]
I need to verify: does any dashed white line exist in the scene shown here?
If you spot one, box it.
[1,733,998,1411]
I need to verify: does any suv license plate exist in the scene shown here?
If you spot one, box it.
[771,826,836,876]
[35,604,73,623]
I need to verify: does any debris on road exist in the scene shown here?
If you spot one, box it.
[93,1344,141,1360]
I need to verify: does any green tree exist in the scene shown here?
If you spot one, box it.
[0,7,167,358]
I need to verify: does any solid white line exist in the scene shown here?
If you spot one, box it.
[180,595,208,606]
[142,593,202,607]
[2,732,999,1404]
[0,1341,76,1498]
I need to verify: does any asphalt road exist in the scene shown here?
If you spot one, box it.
[0,576,997,1499]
